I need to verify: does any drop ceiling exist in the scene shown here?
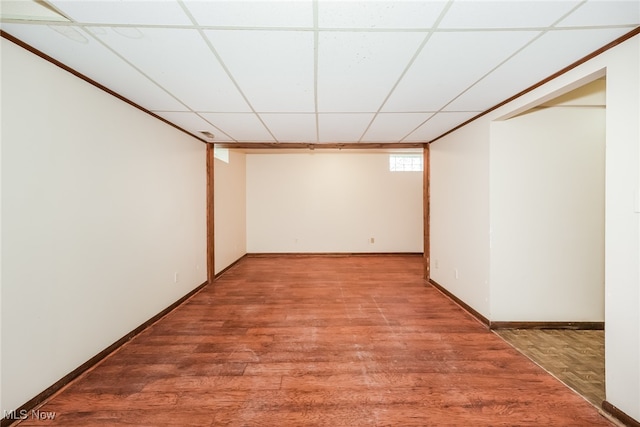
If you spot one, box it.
[1,0,638,145]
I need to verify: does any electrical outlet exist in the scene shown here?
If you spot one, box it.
[174,272,179,283]
[369,237,375,244]
[454,269,459,279]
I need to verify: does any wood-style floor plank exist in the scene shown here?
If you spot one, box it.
[497,329,605,408]
[16,255,611,426]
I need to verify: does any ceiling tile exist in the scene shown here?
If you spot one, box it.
[183,0,313,27]
[199,113,275,142]
[48,0,192,25]
[204,30,314,113]
[445,27,634,112]
[317,31,426,112]
[361,113,434,142]
[404,111,479,142]
[558,0,640,27]
[90,27,251,112]
[260,114,317,142]
[1,23,188,112]
[317,0,448,29]
[383,30,539,112]
[438,0,581,29]
[154,112,234,142]
[318,113,375,142]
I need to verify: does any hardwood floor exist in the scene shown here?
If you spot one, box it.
[16,255,611,426]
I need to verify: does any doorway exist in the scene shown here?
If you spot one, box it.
[490,77,606,407]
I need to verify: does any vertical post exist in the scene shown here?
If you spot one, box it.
[206,143,215,284]
[424,143,430,282]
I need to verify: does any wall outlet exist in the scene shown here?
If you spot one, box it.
[454,268,459,279]
[369,237,375,244]
[174,272,179,283]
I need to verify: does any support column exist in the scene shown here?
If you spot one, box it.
[206,143,215,284]
[424,143,430,282]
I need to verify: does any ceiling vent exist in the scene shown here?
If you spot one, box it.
[199,131,215,141]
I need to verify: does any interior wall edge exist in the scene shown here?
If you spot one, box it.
[428,279,490,328]
[214,254,248,279]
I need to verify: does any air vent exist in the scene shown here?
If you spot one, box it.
[199,131,215,140]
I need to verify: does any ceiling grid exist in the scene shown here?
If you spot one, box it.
[1,0,638,145]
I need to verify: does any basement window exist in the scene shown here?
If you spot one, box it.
[389,154,423,172]
[214,146,229,163]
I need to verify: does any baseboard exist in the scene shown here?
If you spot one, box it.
[215,254,248,279]
[602,401,640,427]
[428,279,490,327]
[246,252,423,258]
[490,321,604,330]
[1,280,209,427]
[427,280,605,332]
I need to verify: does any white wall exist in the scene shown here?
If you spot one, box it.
[490,106,605,321]
[1,39,207,413]
[430,121,491,318]
[603,35,640,420]
[246,151,423,253]
[0,36,4,413]
[430,33,640,420]
[214,149,247,273]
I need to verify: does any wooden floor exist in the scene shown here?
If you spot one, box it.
[17,255,612,426]
[496,329,605,408]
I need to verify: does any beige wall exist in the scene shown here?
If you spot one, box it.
[246,151,423,253]
[490,105,605,321]
[1,38,207,413]
[430,119,491,318]
[214,150,247,273]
